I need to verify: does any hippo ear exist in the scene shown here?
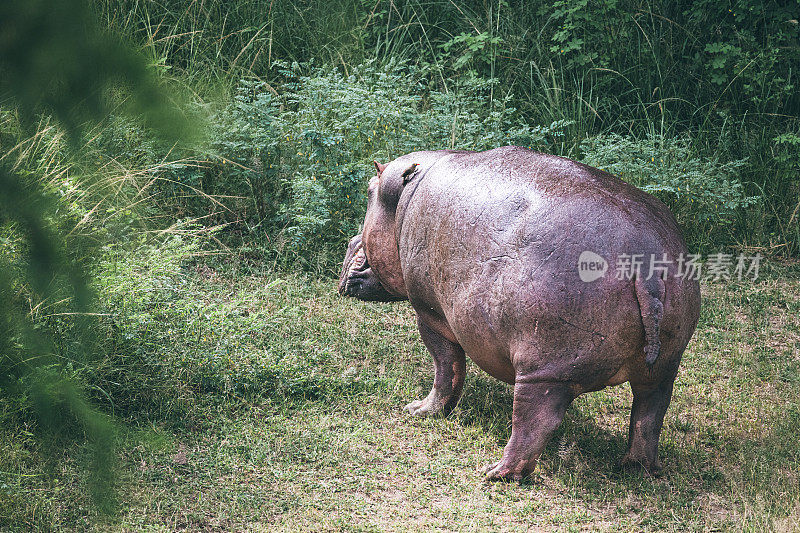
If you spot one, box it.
[401,163,420,185]
[373,161,387,175]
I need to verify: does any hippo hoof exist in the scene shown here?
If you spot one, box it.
[620,455,663,477]
[403,398,440,417]
[482,459,534,482]
[403,387,453,417]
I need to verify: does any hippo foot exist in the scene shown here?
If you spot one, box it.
[403,389,448,417]
[620,454,663,477]
[482,457,536,482]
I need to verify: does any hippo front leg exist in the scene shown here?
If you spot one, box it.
[484,381,574,481]
[404,316,466,417]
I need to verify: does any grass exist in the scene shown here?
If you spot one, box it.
[2,248,799,531]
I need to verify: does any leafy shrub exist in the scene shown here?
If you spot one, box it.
[543,0,627,69]
[580,133,758,250]
[165,61,569,270]
[92,0,800,255]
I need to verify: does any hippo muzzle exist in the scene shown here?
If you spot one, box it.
[338,234,403,302]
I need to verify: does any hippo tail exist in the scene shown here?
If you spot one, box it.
[634,273,665,365]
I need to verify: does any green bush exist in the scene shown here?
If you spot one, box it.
[160,61,569,270]
[580,133,757,249]
[91,0,800,256]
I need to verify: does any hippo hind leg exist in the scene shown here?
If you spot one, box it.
[404,316,466,417]
[484,381,574,481]
[621,363,680,475]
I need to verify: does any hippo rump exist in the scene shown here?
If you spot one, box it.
[338,147,700,481]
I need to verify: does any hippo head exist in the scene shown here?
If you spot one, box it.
[338,159,413,303]
[338,233,403,301]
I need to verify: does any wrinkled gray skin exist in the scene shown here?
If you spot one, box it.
[339,147,700,481]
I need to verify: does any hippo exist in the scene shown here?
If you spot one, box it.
[338,147,700,481]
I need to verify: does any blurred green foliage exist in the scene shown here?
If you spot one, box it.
[0,0,189,515]
[581,134,756,249]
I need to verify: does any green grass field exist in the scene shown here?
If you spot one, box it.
[2,251,798,531]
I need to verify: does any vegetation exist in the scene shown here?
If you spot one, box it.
[0,0,798,530]
[3,239,800,530]
[89,0,800,259]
